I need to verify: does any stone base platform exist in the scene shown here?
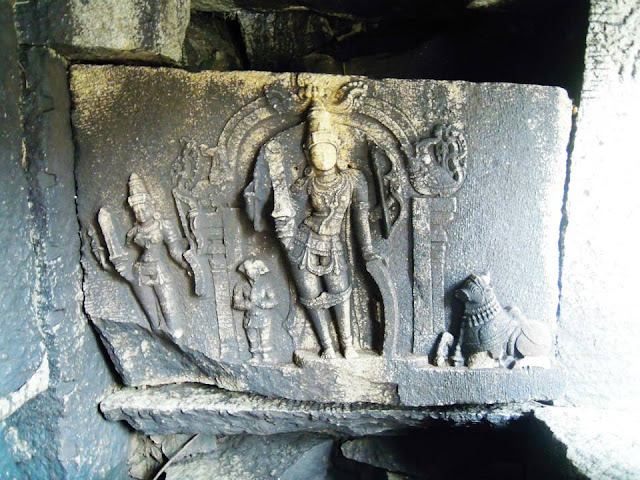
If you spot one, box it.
[100,383,540,437]
[132,342,564,406]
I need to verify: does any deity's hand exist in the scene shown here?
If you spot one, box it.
[112,257,133,282]
[362,246,384,264]
[274,217,295,249]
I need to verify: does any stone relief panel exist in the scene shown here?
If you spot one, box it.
[72,67,571,406]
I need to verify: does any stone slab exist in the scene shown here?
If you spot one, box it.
[14,0,190,63]
[0,0,46,405]
[71,66,571,406]
[101,384,536,437]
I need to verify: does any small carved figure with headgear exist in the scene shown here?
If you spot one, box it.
[111,173,189,340]
[233,258,277,362]
[266,99,381,360]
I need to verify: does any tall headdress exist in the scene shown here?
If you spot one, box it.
[127,173,151,207]
[306,100,339,151]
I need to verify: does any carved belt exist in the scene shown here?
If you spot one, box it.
[300,286,352,310]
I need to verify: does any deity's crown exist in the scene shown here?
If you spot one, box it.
[306,100,338,150]
[127,173,151,207]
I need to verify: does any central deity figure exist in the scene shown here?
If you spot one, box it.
[271,101,379,359]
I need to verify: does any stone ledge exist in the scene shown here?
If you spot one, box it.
[101,383,539,437]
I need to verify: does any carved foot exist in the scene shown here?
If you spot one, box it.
[343,346,359,359]
[467,351,499,369]
[320,347,337,360]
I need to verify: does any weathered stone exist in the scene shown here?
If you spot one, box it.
[0,48,131,478]
[71,66,570,407]
[163,433,334,480]
[101,384,536,437]
[238,11,353,71]
[183,11,246,71]
[534,407,640,480]
[191,0,421,18]
[14,0,190,63]
[0,0,47,422]
[557,0,640,411]
[101,384,541,438]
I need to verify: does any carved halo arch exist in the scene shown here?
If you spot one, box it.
[212,76,420,231]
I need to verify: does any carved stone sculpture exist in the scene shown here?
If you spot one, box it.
[233,259,277,362]
[98,173,189,341]
[255,101,384,359]
[435,273,553,369]
[72,67,570,406]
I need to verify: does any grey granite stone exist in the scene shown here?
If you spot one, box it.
[13,0,190,63]
[101,384,534,436]
[0,7,45,476]
[191,0,476,19]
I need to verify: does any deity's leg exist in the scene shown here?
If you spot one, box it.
[155,283,184,340]
[289,266,335,358]
[246,326,259,358]
[131,283,162,332]
[260,325,273,361]
[325,267,358,359]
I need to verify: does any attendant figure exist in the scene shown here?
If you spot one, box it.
[233,259,277,362]
[112,173,188,340]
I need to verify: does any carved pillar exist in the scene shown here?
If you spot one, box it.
[215,208,239,358]
[412,198,432,355]
[412,197,457,355]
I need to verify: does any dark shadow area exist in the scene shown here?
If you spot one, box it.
[330,415,587,479]
[280,0,589,102]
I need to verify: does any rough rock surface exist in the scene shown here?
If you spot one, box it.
[0,4,47,476]
[100,384,534,436]
[558,0,640,410]
[183,11,246,71]
[191,0,500,19]
[238,11,353,71]
[13,0,190,63]
[163,433,334,480]
[534,407,640,480]
[0,0,47,415]
[0,45,130,478]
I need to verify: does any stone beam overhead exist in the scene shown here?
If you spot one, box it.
[191,0,509,18]
[13,0,190,63]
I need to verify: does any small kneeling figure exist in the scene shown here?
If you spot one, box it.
[233,259,277,362]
